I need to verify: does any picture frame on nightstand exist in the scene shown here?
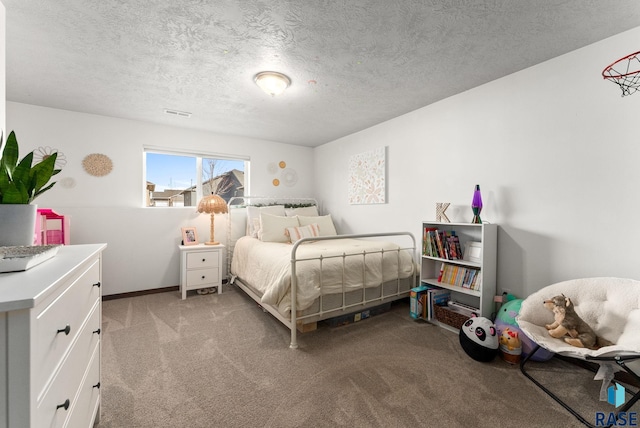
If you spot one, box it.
[181,227,199,245]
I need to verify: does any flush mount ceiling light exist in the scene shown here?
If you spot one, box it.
[254,71,291,96]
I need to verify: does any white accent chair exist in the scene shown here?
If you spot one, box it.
[517,277,640,427]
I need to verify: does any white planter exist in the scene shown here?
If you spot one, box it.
[0,204,37,246]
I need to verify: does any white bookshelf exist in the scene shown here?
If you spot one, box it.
[420,221,497,332]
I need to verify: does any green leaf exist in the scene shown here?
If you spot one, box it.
[1,131,19,179]
[32,181,57,201]
[31,151,57,193]
[1,182,27,204]
[13,152,33,183]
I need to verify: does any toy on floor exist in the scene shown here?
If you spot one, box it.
[496,297,521,325]
[496,298,553,361]
[543,294,599,348]
[459,316,499,362]
[498,327,522,364]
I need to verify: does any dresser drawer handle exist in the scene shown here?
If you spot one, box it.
[93,328,101,335]
[57,325,71,335]
[93,281,101,288]
[93,382,101,389]
[202,258,206,262]
[201,275,206,279]
[56,399,70,411]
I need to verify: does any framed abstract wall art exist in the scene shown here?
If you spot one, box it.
[348,147,386,204]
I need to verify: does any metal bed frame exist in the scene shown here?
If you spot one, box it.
[226,196,418,349]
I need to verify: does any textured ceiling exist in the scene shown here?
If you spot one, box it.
[3,1,640,147]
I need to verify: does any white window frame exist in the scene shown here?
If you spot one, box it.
[143,146,250,208]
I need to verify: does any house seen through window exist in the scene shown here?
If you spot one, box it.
[144,150,247,207]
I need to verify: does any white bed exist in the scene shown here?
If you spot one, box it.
[227,197,417,348]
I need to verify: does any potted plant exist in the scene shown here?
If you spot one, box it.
[0,131,61,246]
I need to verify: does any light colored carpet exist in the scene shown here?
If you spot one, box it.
[96,285,636,427]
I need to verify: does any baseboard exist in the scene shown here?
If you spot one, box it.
[102,280,230,301]
[102,286,179,301]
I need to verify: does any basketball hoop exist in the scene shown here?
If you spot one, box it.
[602,50,640,97]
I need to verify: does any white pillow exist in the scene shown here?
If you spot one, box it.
[284,205,319,217]
[247,205,286,237]
[259,213,299,242]
[285,224,320,242]
[297,214,337,236]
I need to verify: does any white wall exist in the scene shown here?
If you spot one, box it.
[6,102,315,295]
[314,26,640,298]
[0,2,5,138]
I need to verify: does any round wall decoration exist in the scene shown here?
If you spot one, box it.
[281,168,298,187]
[278,160,287,169]
[60,177,77,189]
[82,153,113,177]
[267,162,278,174]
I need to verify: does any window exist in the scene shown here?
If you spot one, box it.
[144,149,248,207]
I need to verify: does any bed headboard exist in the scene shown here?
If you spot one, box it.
[226,196,319,277]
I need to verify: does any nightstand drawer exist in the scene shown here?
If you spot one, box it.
[186,268,220,287]
[34,259,100,397]
[186,251,220,269]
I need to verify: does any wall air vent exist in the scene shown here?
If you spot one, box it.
[164,109,192,118]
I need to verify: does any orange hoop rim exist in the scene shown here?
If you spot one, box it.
[602,50,640,79]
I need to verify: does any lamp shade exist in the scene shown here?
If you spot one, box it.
[197,194,228,215]
[197,194,228,245]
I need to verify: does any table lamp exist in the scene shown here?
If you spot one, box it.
[197,194,228,245]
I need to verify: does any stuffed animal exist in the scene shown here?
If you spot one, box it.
[459,316,499,362]
[495,298,554,361]
[543,294,598,348]
[499,327,522,364]
[499,327,522,351]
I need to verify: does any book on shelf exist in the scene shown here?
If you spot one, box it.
[423,227,438,256]
[438,262,482,291]
[427,288,451,320]
[422,226,463,260]
[434,230,445,258]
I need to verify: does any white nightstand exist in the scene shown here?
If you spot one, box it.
[178,243,224,299]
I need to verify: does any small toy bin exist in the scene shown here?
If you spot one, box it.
[434,305,469,330]
[409,285,429,320]
[34,209,70,245]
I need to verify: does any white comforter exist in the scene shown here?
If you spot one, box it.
[231,236,415,316]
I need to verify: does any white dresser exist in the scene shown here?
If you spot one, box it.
[0,243,107,428]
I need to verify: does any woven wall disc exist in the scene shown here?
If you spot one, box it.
[83,153,113,177]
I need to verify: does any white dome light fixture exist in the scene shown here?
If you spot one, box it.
[254,71,291,96]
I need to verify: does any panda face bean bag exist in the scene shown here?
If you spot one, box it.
[459,316,499,362]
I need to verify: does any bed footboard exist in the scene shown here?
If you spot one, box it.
[226,197,417,349]
[288,232,417,349]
